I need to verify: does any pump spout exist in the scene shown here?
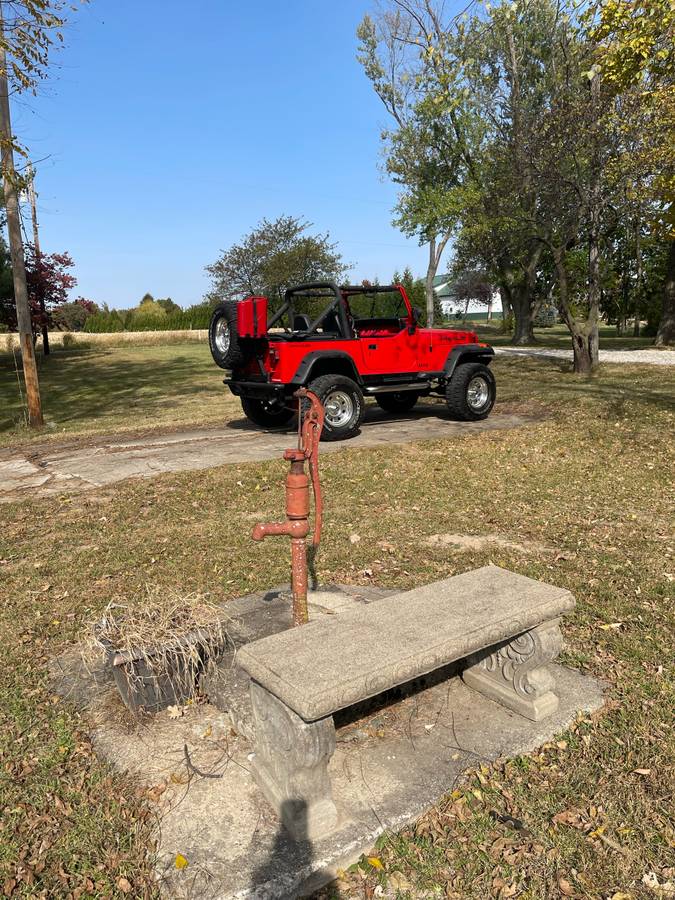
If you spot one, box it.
[252,519,309,541]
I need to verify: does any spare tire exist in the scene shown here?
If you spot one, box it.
[209,301,247,369]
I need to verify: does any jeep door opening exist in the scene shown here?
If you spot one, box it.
[209,282,496,440]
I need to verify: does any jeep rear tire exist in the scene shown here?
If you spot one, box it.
[375,391,419,414]
[445,362,496,421]
[209,301,247,370]
[307,374,364,441]
[241,397,295,429]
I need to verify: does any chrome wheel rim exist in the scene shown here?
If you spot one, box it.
[467,376,490,410]
[215,318,230,355]
[324,390,354,428]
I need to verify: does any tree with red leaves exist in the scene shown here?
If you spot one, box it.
[24,244,77,340]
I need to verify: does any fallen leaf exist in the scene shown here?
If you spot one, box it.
[175,853,189,870]
[558,877,575,896]
[167,705,184,720]
[116,877,132,894]
[633,768,651,776]
[170,772,188,784]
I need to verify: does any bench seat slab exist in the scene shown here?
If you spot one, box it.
[462,619,563,721]
[237,566,575,722]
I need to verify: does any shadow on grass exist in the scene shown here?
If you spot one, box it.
[0,346,219,436]
[500,356,675,415]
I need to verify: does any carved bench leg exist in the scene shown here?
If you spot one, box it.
[249,680,338,841]
[462,619,563,721]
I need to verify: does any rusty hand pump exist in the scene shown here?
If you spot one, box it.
[252,390,324,626]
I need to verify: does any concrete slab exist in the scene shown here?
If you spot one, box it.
[0,409,537,502]
[51,581,604,900]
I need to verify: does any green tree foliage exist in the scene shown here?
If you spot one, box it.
[157,297,181,315]
[590,0,675,345]
[83,300,213,333]
[52,298,99,332]
[392,266,441,325]
[359,0,675,362]
[205,215,349,307]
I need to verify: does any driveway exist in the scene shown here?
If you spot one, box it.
[0,407,536,502]
[494,347,675,365]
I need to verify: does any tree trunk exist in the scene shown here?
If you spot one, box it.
[633,215,642,337]
[499,285,513,333]
[655,239,675,346]
[571,328,598,375]
[553,246,599,375]
[511,286,536,344]
[424,231,451,328]
[425,238,437,327]
[0,27,43,426]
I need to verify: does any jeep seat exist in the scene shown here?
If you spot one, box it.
[293,314,312,331]
[321,310,342,336]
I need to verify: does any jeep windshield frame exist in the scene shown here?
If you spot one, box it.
[341,284,414,326]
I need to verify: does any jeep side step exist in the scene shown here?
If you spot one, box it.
[364,382,432,394]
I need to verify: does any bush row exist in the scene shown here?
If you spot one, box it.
[84,302,213,333]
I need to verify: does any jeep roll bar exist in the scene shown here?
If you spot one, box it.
[267,282,352,339]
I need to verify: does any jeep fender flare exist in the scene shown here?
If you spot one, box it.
[290,351,363,387]
[443,344,495,380]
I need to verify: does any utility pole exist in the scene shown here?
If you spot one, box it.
[27,164,49,354]
[0,8,43,426]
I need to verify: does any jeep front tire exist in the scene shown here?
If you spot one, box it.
[307,374,364,441]
[445,362,496,421]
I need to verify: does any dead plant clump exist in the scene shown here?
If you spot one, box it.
[85,587,227,710]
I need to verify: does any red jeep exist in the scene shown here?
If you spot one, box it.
[209,282,495,441]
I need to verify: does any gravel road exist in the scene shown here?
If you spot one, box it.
[494,347,675,366]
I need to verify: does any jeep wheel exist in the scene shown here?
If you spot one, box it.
[241,397,295,428]
[375,392,419,414]
[307,374,364,441]
[445,362,496,421]
[209,301,247,369]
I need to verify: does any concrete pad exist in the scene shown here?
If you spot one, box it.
[0,409,537,502]
[51,582,604,900]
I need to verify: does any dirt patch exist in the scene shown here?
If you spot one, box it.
[425,532,555,554]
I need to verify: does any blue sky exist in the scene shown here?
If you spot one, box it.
[13,0,445,310]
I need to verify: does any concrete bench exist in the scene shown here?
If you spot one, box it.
[237,565,575,840]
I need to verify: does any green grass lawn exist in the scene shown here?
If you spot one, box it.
[0,343,240,449]
[0,356,673,897]
[470,322,661,350]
